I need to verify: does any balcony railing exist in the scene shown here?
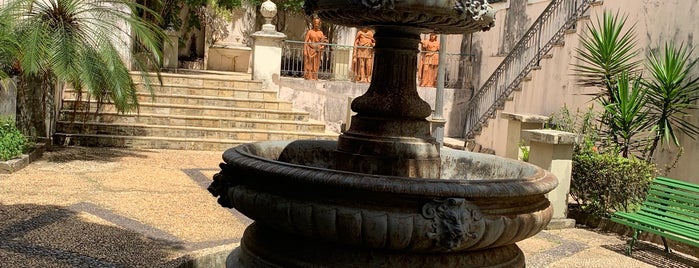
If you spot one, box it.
[281,40,473,89]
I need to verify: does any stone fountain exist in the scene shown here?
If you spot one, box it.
[208,1,557,267]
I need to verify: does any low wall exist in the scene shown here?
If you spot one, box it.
[277,77,466,136]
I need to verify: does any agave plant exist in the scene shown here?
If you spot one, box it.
[642,42,699,160]
[573,10,641,102]
[599,71,650,158]
[0,0,165,138]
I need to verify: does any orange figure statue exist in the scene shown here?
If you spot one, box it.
[418,33,440,87]
[303,18,328,80]
[352,27,375,83]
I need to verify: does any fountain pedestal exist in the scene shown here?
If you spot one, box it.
[208,1,557,267]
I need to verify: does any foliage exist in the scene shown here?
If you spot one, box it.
[518,140,529,162]
[0,0,164,117]
[571,146,658,218]
[0,118,28,161]
[546,105,601,149]
[573,10,640,101]
[642,42,699,160]
[600,71,650,158]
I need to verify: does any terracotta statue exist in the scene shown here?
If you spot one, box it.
[352,27,375,83]
[419,33,440,87]
[303,18,328,80]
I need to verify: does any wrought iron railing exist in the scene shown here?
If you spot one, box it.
[281,40,473,88]
[462,0,594,138]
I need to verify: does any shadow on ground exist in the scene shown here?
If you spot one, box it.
[44,146,151,163]
[0,203,185,267]
[602,242,699,268]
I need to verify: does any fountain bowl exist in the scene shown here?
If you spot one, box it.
[305,0,496,33]
[209,140,557,267]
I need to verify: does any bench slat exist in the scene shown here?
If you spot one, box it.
[614,212,699,240]
[611,214,699,247]
[655,177,699,192]
[644,197,699,220]
[639,207,699,229]
[649,186,699,203]
[636,210,699,238]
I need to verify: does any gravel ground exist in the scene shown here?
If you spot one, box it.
[0,146,697,267]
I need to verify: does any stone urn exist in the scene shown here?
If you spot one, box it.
[208,1,557,267]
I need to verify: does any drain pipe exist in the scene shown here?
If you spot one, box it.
[432,34,447,148]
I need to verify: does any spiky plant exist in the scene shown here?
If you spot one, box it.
[0,0,164,138]
[573,10,641,102]
[642,42,699,160]
[599,71,650,158]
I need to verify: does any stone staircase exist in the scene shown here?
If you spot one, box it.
[461,0,605,153]
[54,71,337,151]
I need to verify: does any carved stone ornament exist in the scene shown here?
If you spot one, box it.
[207,163,237,208]
[422,198,484,250]
[260,0,277,24]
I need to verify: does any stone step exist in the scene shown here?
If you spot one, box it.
[62,92,292,111]
[61,100,310,121]
[134,83,276,99]
[130,72,262,90]
[58,112,326,132]
[65,82,277,100]
[56,121,336,141]
[53,133,336,151]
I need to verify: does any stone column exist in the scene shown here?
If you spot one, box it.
[251,0,286,89]
[523,129,578,229]
[163,29,179,69]
[336,26,440,178]
[501,112,549,160]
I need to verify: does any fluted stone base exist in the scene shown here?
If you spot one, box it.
[336,116,440,178]
[228,223,525,268]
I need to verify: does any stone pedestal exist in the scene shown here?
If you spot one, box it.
[336,26,440,179]
[502,112,549,160]
[251,32,286,89]
[251,0,286,89]
[523,129,579,229]
[163,30,179,69]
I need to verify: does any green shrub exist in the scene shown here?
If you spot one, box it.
[0,118,28,161]
[571,147,658,218]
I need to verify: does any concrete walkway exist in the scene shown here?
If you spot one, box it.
[0,146,697,267]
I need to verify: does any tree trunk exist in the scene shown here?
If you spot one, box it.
[15,73,56,143]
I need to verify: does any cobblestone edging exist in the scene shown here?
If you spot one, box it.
[0,143,45,174]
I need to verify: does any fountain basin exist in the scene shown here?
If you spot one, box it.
[209,140,557,264]
[307,0,496,33]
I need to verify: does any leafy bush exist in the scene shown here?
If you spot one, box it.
[0,118,28,161]
[571,147,658,218]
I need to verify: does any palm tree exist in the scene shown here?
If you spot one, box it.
[0,0,165,139]
[642,42,699,160]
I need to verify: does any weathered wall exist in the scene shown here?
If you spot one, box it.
[0,82,16,119]
[470,0,699,183]
[277,78,457,135]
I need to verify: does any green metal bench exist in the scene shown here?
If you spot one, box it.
[611,176,699,255]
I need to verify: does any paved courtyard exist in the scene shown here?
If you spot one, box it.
[0,146,697,267]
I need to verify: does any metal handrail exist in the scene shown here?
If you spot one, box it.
[462,0,594,138]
